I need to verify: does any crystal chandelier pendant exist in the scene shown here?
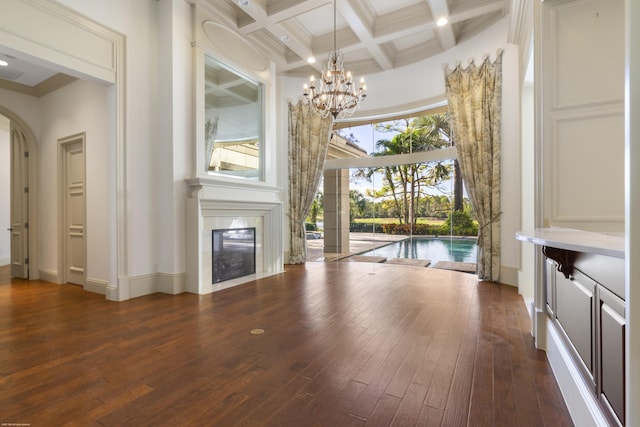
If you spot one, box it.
[302,0,367,119]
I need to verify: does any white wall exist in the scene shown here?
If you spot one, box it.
[0,115,9,265]
[0,89,42,137]
[156,0,191,276]
[500,43,523,285]
[38,79,114,285]
[55,0,173,280]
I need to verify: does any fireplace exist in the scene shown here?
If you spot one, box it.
[212,227,256,283]
[185,179,284,294]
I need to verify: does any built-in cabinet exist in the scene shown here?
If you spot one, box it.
[544,251,625,426]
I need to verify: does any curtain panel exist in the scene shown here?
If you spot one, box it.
[288,101,333,264]
[444,50,503,281]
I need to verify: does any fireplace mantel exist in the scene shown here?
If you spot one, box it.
[185,178,284,294]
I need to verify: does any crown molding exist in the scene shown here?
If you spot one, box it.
[0,72,77,97]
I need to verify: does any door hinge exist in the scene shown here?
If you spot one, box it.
[24,151,29,158]
[24,222,29,229]
[24,257,29,265]
[24,187,29,193]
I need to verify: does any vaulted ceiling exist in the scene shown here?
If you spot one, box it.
[203,0,510,77]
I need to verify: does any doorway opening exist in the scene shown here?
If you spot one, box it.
[0,109,38,280]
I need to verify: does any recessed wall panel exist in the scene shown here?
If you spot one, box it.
[553,0,624,108]
[551,111,624,222]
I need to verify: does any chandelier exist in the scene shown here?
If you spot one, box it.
[302,0,367,119]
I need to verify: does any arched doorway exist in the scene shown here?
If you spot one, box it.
[0,106,39,280]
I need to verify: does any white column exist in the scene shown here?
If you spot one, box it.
[323,169,350,254]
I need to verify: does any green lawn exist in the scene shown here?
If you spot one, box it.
[351,217,445,225]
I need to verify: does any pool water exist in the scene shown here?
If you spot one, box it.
[359,237,478,265]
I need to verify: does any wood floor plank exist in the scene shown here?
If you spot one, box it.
[441,361,474,426]
[366,393,403,426]
[0,263,573,426]
[390,382,428,426]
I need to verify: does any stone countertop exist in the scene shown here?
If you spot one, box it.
[516,227,625,259]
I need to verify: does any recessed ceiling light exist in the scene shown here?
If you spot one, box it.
[307,57,316,64]
[437,17,449,27]
[238,0,249,7]
[0,60,8,67]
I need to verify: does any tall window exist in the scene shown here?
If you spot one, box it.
[306,112,478,267]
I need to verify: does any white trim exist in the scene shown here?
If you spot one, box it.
[39,268,58,284]
[499,265,518,287]
[57,132,86,286]
[546,318,611,427]
[186,191,284,294]
[126,272,186,299]
[0,107,40,281]
[324,146,457,170]
[0,0,119,83]
[85,278,108,295]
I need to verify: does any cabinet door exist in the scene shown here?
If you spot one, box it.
[555,270,595,376]
[599,287,625,425]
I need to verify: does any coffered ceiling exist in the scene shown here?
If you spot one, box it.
[0,0,510,95]
[203,0,510,77]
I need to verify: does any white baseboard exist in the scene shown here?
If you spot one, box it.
[85,277,108,295]
[500,265,519,286]
[39,268,59,283]
[157,272,186,295]
[545,318,610,427]
[128,272,186,299]
[0,257,9,266]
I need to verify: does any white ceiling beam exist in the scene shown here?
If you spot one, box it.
[234,0,325,69]
[448,0,507,23]
[338,0,393,71]
[427,0,456,50]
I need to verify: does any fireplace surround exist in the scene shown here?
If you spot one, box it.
[186,179,284,294]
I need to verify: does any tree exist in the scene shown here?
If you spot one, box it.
[349,189,367,219]
[358,116,453,225]
[412,113,464,211]
[307,192,323,228]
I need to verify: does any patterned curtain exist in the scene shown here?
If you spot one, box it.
[444,50,503,281]
[288,101,334,264]
[204,117,218,172]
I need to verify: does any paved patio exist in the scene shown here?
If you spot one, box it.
[306,232,406,262]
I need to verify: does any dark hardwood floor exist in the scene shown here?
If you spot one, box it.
[0,263,573,426]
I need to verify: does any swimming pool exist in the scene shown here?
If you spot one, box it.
[358,237,478,265]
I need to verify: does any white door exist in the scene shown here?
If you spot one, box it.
[61,136,85,286]
[9,123,29,279]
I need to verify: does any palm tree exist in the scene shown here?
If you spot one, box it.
[366,119,452,224]
[412,113,463,211]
